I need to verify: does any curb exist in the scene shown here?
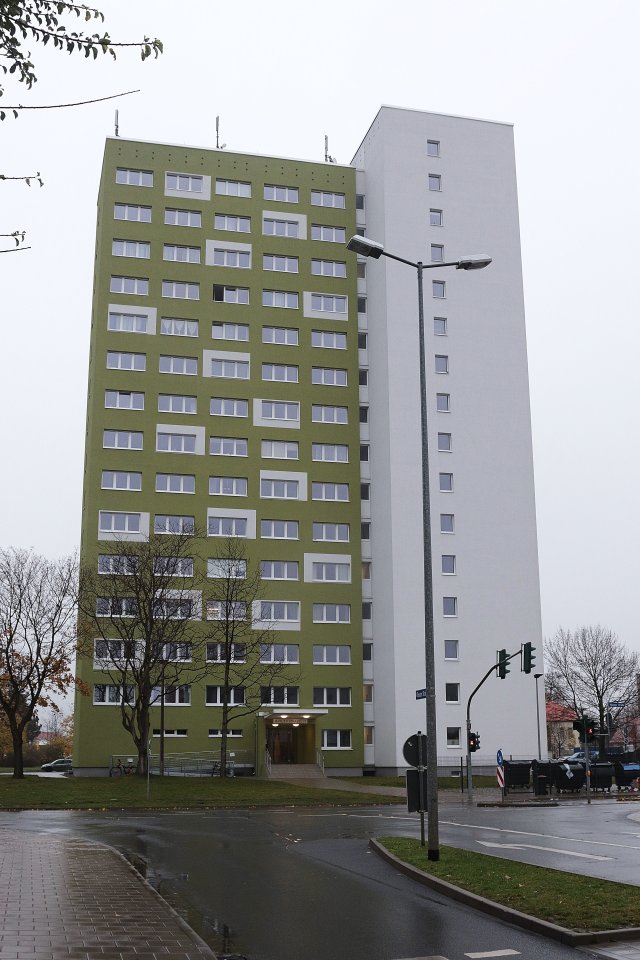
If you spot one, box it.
[369,839,640,946]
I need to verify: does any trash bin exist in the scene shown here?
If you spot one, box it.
[553,761,585,793]
[590,761,614,791]
[532,760,553,796]
[615,762,640,789]
[503,760,531,790]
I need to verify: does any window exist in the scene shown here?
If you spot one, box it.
[359,406,369,424]
[361,482,370,501]
[209,476,247,496]
[215,213,250,233]
[156,474,195,494]
[432,280,446,299]
[154,515,195,534]
[264,184,298,203]
[361,521,370,540]
[311,190,345,208]
[106,351,146,371]
[428,174,441,191]
[312,405,348,424]
[116,167,153,187]
[313,687,351,706]
[356,262,366,279]
[110,276,148,296]
[437,432,452,452]
[206,600,246,620]
[159,356,198,377]
[114,203,151,222]
[207,642,246,662]
[101,470,142,491]
[263,254,298,273]
[210,398,248,417]
[103,430,143,450]
[442,554,456,575]
[209,728,242,737]
[152,599,194,620]
[162,280,199,300]
[260,478,299,500]
[311,367,347,387]
[313,645,350,665]
[166,173,203,193]
[107,311,148,333]
[210,437,248,457]
[356,193,365,210]
[260,400,300,422]
[322,730,351,749]
[434,317,448,336]
[362,601,372,620]
[157,432,196,454]
[362,642,372,661]
[445,683,460,703]
[312,330,347,349]
[263,217,299,238]
[262,326,298,346]
[260,561,298,580]
[215,178,251,197]
[165,208,201,227]
[152,685,192,705]
[360,444,369,462]
[260,601,300,623]
[262,289,299,309]
[262,363,298,382]
[357,297,367,314]
[159,318,198,338]
[260,519,298,540]
[207,516,247,537]
[158,394,197,414]
[94,684,134,705]
[261,439,299,460]
[310,294,347,314]
[311,224,346,243]
[207,558,247,579]
[440,514,455,533]
[99,511,141,534]
[206,686,245,706]
[260,644,299,663]
[362,561,372,580]
[312,482,348,501]
[312,522,349,542]
[446,727,461,747]
[435,355,449,374]
[212,247,251,268]
[211,358,249,380]
[154,729,188,738]
[312,443,348,463]
[97,557,138,576]
[364,726,374,745]
[260,686,299,705]
[443,596,458,617]
[112,239,150,259]
[312,562,350,583]
[104,390,144,410]
[213,284,249,304]
[436,393,450,413]
[313,604,350,623]
[163,244,201,263]
[430,209,443,227]
[311,259,346,278]
[431,244,444,262]
[427,140,440,157]
[96,597,137,618]
[439,472,453,492]
[212,322,249,341]
[444,639,459,660]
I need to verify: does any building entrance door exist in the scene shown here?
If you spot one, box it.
[267,726,295,764]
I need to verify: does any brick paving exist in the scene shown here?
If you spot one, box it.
[0,829,216,960]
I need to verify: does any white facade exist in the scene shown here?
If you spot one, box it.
[353,106,543,770]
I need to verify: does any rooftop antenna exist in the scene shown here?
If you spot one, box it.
[325,134,336,163]
[114,109,119,137]
[216,116,226,150]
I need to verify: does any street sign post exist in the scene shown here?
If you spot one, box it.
[403,732,427,846]
[496,766,505,790]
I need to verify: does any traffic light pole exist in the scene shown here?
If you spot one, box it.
[465,650,520,799]
[583,714,592,805]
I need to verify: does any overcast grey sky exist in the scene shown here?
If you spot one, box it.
[2,0,638,654]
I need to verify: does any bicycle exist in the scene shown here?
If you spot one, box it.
[109,760,135,777]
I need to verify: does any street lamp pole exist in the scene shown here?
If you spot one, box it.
[346,236,491,862]
[534,672,543,761]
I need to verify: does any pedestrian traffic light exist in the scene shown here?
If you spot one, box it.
[497,649,510,679]
[585,719,596,742]
[522,641,536,674]
[468,731,479,752]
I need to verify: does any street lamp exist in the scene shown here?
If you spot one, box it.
[347,235,491,861]
[534,672,544,761]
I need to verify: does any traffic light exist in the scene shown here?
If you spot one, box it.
[522,641,536,674]
[468,731,480,753]
[585,719,597,742]
[497,649,510,679]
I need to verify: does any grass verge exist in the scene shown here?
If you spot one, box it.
[0,775,404,810]
[379,837,640,932]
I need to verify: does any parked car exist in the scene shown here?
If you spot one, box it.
[559,749,599,762]
[40,757,73,773]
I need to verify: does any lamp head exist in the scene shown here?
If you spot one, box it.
[456,255,492,271]
[346,235,384,259]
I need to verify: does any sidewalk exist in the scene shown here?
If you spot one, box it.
[0,829,216,960]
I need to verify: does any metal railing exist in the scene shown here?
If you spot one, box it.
[149,749,255,777]
[264,749,272,777]
[316,750,325,774]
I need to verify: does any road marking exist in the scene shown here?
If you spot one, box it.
[476,840,611,861]
[442,820,640,852]
[465,951,520,958]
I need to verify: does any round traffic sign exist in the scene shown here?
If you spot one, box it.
[497,749,504,766]
[403,733,428,768]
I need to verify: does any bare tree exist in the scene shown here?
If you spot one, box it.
[77,531,208,775]
[545,626,639,754]
[0,548,77,777]
[204,539,301,777]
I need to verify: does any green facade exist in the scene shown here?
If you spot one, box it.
[74,138,364,774]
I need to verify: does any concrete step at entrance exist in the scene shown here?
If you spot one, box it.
[269,763,325,779]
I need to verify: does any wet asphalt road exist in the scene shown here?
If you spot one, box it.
[3,800,634,960]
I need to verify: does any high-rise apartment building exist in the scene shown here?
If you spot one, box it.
[74,106,543,776]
